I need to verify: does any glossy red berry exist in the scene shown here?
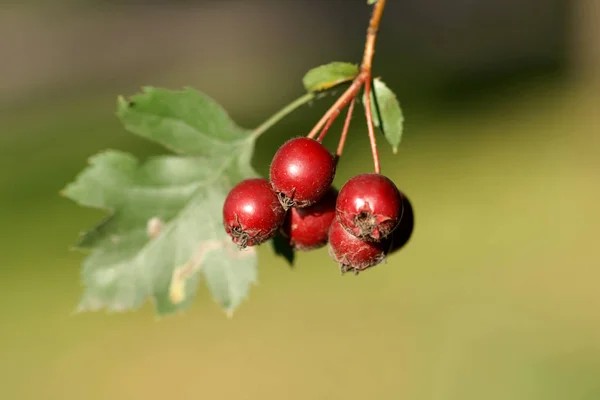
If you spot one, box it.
[270,137,336,209]
[223,178,286,248]
[328,218,389,274]
[282,187,338,251]
[389,192,415,254]
[336,173,403,242]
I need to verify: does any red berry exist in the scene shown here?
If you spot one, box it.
[223,178,286,248]
[389,192,415,254]
[282,187,338,251]
[336,173,403,242]
[270,137,336,209]
[328,218,389,275]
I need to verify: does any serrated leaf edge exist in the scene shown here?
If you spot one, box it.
[116,87,252,154]
[64,143,258,315]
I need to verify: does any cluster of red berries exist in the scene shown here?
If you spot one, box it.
[223,137,412,274]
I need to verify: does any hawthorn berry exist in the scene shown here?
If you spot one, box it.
[336,173,403,242]
[223,178,286,248]
[281,187,338,251]
[269,137,336,209]
[328,218,389,274]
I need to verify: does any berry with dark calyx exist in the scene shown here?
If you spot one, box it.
[328,218,389,275]
[389,192,415,254]
[270,137,336,209]
[336,173,403,242]
[282,187,338,251]
[223,178,286,248]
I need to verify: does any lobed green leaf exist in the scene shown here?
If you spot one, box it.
[63,87,260,316]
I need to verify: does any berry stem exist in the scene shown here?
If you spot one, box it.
[251,92,315,140]
[255,0,387,154]
[363,78,381,174]
[359,0,386,173]
[336,97,356,157]
[316,111,338,143]
[306,78,364,140]
[309,0,386,156]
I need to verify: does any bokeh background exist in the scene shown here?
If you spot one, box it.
[1,0,599,399]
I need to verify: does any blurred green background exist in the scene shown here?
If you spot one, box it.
[1,1,599,399]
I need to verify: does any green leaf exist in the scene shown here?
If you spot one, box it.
[302,62,359,93]
[363,78,404,154]
[62,87,260,316]
[367,0,379,4]
[117,87,248,158]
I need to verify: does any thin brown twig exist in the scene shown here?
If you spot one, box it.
[361,0,387,73]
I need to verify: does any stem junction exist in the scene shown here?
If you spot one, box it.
[251,0,388,174]
[306,0,387,173]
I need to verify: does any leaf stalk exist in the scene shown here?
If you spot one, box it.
[251,92,315,140]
